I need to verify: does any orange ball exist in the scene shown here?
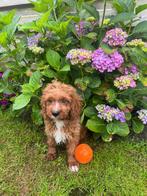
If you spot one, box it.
[74,144,93,164]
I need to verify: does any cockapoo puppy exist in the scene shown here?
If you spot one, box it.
[41,80,85,172]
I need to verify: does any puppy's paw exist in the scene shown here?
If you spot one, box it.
[46,153,57,161]
[69,161,79,172]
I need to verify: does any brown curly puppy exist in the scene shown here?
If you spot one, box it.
[41,80,85,172]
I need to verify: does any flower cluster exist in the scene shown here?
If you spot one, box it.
[91,48,124,72]
[0,93,15,107]
[114,75,136,90]
[27,33,44,54]
[29,46,44,54]
[96,104,126,122]
[103,28,128,47]
[0,72,3,78]
[103,18,110,25]
[0,99,8,106]
[126,39,145,47]
[75,21,86,37]
[137,109,147,124]
[27,33,41,48]
[66,49,92,65]
[124,64,140,80]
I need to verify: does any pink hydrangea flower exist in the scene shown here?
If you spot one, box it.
[114,75,136,90]
[103,28,128,47]
[66,49,92,65]
[91,48,124,72]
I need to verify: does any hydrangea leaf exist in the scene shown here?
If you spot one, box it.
[106,121,130,136]
[132,118,144,133]
[86,118,106,133]
[46,49,61,71]
[13,94,31,110]
[84,106,97,118]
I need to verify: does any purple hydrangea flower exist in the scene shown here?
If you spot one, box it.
[27,33,42,48]
[66,49,92,65]
[0,99,8,106]
[103,28,128,47]
[137,109,147,124]
[96,104,126,122]
[75,21,86,37]
[91,48,124,72]
[124,64,139,75]
[3,93,16,98]
[0,72,3,78]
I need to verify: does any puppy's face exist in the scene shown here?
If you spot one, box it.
[41,81,82,121]
[45,92,72,120]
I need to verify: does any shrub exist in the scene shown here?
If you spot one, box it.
[0,0,147,141]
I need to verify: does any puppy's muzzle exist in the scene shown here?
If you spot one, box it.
[52,110,60,117]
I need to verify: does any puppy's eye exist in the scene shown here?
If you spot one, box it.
[60,99,70,104]
[47,99,53,104]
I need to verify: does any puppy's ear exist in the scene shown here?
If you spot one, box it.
[40,95,47,120]
[70,92,82,120]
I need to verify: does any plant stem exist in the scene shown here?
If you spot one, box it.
[53,8,58,21]
[100,0,107,28]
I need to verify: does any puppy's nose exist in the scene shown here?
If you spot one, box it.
[52,111,60,117]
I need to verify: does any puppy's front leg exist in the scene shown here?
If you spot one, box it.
[46,137,57,161]
[66,138,80,172]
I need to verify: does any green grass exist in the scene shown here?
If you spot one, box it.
[0,112,146,196]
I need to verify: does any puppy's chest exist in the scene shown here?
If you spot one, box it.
[54,121,67,144]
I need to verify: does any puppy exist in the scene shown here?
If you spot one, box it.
[41,80,84,172]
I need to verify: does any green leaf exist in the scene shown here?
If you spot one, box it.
[105,89,116,103]
[128,48,147,66]
[83,3,99,20]
[42,0,54,6]
[101,130,113,142]
[112,0,136,13]
[21,84,34,94]
[31,1,48,12]
[29,71,42,89]
[59,20,71,36]
[125,112,132,121]
[116,99,126,110]
[60,64,70,72]
[86,118,106,133]
[106,121,130,137]
[88,77,101,89]
[132,118,144,133]
[84,106,97,118]
[0,32,8,47]
[42,69,57,78]
[74,78,87,91]
[32,104,43,125]
[136,4,147,14]
[101,43,116,54]
[111,12,135,23]
[80,37,95,50]
[22,71,42,94]
[3,15,20,39]
[132,21,147,34]
[18,21,39,32]
[2,69,11,81]
[0,10,16,25]
[46,49,61,71]
[36,10,52,28]
[85,32,97,40]
[13,94,31,110]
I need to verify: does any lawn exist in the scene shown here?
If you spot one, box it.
[0,112,146,196]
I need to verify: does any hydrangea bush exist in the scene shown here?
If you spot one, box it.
[0,0,147,142]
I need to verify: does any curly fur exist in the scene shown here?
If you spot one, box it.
[41,80,85,172]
